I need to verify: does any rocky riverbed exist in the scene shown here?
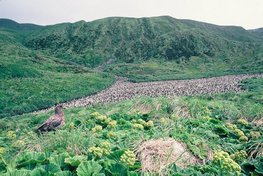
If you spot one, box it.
[36,74,263,113]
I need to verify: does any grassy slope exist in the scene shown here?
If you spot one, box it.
[0,77,262,175]
[24,16,263,82]
[106,57,263,82]
[0,28,114,117]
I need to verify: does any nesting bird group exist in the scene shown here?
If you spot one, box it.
[37,74,262,114]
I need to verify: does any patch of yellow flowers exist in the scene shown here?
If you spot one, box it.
[88,146,103,158]
[7,130,16,139]
[106,131,117,139]
[107,120,117,128]
[88,141,111,158]
[132,123,144,130]
[230,150,247,162]
[90,112,117,128]
[90,112,101,118]
[225,123,237,130]
[92,125,103,133]
[144,120,154,128]
[213,150,241,175]
[0,147,5,156]
[225,123,248,142]
[120,150,136,167]
[237,118,249,126]
[100,141,111,155]
[250,131,261,139]
[132,119,154,130]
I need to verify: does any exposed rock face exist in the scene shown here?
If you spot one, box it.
[36,74,263,114]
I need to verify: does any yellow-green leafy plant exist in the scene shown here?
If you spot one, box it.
[0,147,5,156]
[233,129,245,137]
[132,123,144,130]
[96,115,108,122]
[144,120,154,128]
[107,120,117,128]
[201,116,212,121]
[90,112,101,118]
[225,123,237,130]
[92,125,103,133]
[250,131,261,139]
[239,135,248,142]
[237,118,249,126]
[230,150,247,162]
[132,119,146,126]
[88,146,103,158]
[7,130,16,139]
[120,150,136,167]
[213,150,241,175]
[107,131,117,138]
[88,141,111,158]
[225,123,248,142]
[100,141,111,155]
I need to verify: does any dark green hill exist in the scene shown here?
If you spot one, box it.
[249,28,263,38]
[0,18,42,31]
[23,16,262,67]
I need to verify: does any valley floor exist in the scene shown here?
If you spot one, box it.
[37,73,263,114]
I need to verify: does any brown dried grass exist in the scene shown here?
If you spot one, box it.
[252,117,263,127]
[136,138,201,174]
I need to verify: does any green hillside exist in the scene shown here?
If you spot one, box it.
[249,28,263,39]
[0,25,114,117]
[0,19,42,31]
[24,16,263,81]
[0,16,263,117]
[25,16,262,64]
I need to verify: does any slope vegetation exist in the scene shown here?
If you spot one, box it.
[0,26,114,117]
[0,16,263,117]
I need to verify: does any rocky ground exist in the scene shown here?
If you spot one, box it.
[36,74,263,113]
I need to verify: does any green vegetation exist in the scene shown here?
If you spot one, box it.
[1,16,263,117]
[3,17,262,82]
[106,57,263,82]
[0,78,262,175]
[0,72,114,117]
[0,27,114,117]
